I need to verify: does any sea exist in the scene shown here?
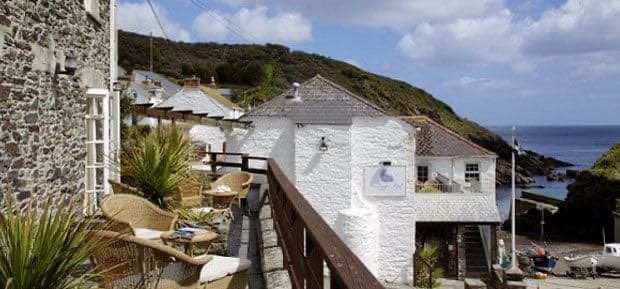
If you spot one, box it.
[490,125,620,220]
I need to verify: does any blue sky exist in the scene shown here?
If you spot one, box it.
[118,0,620,126]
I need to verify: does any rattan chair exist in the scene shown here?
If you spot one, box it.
[100,194,177,240]
[209,172,253,199]
[178,180,205,208]
[108,179,142,196]
[90,230,249,289]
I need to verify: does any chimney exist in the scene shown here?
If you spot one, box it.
[286,82,302,102]
[183,76,200,88]
[153,80,162,87]
[210,76,216,88]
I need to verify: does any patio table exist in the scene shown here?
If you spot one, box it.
[160,229,218,256]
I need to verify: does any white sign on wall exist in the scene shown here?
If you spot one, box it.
[364,165,407,196]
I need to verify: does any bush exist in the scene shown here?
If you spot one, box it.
[122,125,191,208]
[0,194,106,289]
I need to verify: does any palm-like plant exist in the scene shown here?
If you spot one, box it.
[122,125,191,208]
[0,195,105,289]
[414,244,444,289]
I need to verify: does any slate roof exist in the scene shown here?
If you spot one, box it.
[154,86,238,119]
[415,194,501,223]
[401,116,496,157]
[132,70,182,99]
[244,75,387,124]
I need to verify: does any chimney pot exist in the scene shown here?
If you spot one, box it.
[210,76,216,88]
[183,77,200,87]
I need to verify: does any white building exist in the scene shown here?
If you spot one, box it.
[226,75,417,283]
[131,75,244,152]
[402,116,501,279]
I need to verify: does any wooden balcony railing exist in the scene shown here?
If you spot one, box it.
[204,152,385,289]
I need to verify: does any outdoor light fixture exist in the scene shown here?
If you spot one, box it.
[112,81,122,92]
[64,51,78,75]
[319,137,328,152]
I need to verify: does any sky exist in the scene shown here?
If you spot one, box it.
[117,0,620,126]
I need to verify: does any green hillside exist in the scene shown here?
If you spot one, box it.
[118,30,568,184]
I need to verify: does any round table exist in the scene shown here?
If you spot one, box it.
[160,230,218,256]
[202,190,238,210]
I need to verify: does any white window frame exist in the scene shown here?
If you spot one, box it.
[465,163,480,183]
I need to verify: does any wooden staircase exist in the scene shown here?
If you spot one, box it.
[463,225,489,278]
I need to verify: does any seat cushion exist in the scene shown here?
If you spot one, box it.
[133,228,165,240]
[191,207,214,215]
[199,255,251,283]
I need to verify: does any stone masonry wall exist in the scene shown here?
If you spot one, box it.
[0,0,110,200]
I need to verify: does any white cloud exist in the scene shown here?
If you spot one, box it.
[397,10,520,65]
[118,1,191,42]
[213,0,504,29]
[396,0,620,80]
[192,6,311,44]
[521,0,620,56]
[344,59,361,68]
[446,76,511,91]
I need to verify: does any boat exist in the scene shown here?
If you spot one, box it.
[565,255,598,277]
[531,254,558,273]
[564,255,598,270]
[597,243,620,272]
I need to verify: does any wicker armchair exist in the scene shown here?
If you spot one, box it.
[178,180,205,208]
[90,230,249,289]
[100,194,177,240]
[108,179,142,196]
[209,172,253,199]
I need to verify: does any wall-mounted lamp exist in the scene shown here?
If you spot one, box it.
[380,161,392,166]
[63,51,78,75]
[112,81,123,92]
[319,137,328,152]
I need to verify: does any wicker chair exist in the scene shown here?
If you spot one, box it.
[178,180,205,208]
[100,194,177,240]
[209,172,253,199]
[90,230,249,289]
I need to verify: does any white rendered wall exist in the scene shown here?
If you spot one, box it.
[350,117,416,283]
[294,125,352,226]
[226,117,295,181]
[189,125,226,152]
[417,156,496,194]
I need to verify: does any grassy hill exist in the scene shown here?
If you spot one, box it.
[118,30,568,184]
[548,144,620,241]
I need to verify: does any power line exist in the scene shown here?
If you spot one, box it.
[146,0,170,40]
[194,0,258,42]
[189,0,257,43]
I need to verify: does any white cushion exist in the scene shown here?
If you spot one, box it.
[191,207,214,215]
[199,255,251,283]
[133,228,165,240]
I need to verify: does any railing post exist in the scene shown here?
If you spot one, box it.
[209,153,217,175]
[241,153,249,172]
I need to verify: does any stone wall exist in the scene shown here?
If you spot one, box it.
[0,0,110,199]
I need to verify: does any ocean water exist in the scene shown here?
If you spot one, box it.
[489,125,620,220]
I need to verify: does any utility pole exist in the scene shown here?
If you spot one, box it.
[150,32,153,72]
[511,126,517,268]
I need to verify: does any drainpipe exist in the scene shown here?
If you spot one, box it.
[109,0,120,186]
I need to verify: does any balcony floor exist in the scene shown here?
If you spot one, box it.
[227,185,265,289]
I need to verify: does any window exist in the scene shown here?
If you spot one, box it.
[606,247,612,253]
[417,166,429,182]
[465,163,480,183]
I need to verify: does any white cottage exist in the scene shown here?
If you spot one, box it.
[402,116,501,279]
[143,77,244,152]
[226,75,417,283]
